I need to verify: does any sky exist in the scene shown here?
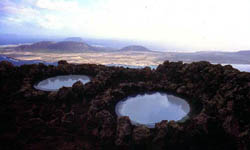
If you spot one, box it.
[1,0,250,51]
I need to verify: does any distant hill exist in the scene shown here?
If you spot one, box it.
[120,45,151,52]
[64,37,84,42]
[16,41,55,50]
[47,41,93,51]
[64,37,118,51]
[15,41,96,52]
[236,50,250,55]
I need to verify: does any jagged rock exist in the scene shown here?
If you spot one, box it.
[153,120,168,150]
[56,87,78,105]
[110,89,126,100]
[0,60,249,150]
[72,81,85,98]
[132,125,151,145]
[48,91,57,101]
[177,85,187,94]
[223,116,240,137]
[115,116,132,147]
[95,110,114,128]
[58,60,68,65]
[62,111,75,123]
[72,81,84,92]
[95,110,115,144]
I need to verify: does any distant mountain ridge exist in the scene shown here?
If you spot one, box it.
[47,41,92,51]
[120,45,151,52]
[13,40,153,53]
[16,41,55,50]
[15,41,95,52]
[236,50,250,55]
[64,37,84,42]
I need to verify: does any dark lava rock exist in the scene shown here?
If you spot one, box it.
[72,81,84,92]
[0,60,249,150]
[115,116,132,147]
[132,125,151,145]
[58,60,68,65]
[56,87,78,105]
[72,81,85,98]
[152,120,168,150]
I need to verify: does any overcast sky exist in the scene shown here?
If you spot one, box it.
[1,0,250,51]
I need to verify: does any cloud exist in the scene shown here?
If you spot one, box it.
[37,15,65,30]
[1,0,250,51]
[90,0,250,51]
[0,0,63,35]
[36,0,79,11]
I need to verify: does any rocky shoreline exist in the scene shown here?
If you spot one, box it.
[0,60,249,150]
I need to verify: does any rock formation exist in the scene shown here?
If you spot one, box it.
[0,60,249,150]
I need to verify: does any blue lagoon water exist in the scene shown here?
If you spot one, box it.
[34,75,90,91]
[115,92,190,128]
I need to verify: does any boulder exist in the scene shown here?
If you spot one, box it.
[58,60,68,65]
[115,116,132,147]
[132,125,151,145]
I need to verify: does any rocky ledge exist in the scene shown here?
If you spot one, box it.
[0,60,249,150]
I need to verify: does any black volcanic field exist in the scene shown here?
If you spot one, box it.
[0,59,250,150]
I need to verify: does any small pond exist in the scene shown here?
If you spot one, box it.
[115,92,190,128]
[34,75,90,91]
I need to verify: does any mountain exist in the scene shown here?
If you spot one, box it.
[47,41,93,51]
[15,41,95,52]
[64,37,84,42]
[119,45,151,52]
[236,50,250,55]
[16,41,55,50]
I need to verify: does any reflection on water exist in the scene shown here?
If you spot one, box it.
[115,92,190,128]
[34,75,90,91]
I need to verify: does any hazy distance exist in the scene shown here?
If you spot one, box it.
[1,0,250,52]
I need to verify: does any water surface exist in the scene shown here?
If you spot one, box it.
[34,75,90,91]
[116,92,190,128]
[222,64,250,72]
